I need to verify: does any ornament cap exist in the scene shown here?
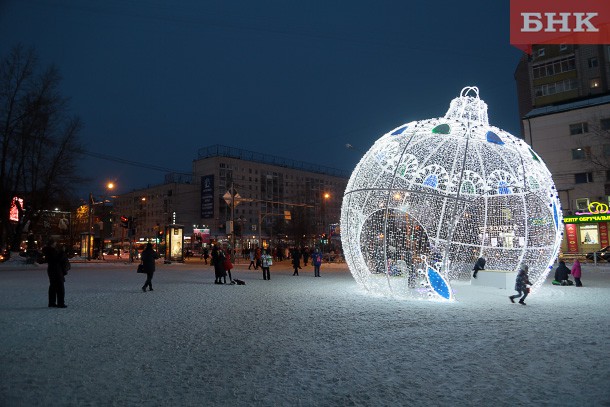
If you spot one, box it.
[444,86,489,126]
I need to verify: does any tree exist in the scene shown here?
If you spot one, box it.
[0,44,84,253]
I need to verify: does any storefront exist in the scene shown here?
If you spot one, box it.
[562,212,610,254]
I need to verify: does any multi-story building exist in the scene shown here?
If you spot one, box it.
[111,174,199,248]
[516,44,610,119]
[112,145,349,252]
[516,44,610,254]
[193,145,348,250]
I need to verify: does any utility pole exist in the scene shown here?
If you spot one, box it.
[87,192,93,261]
[231,180,236,263]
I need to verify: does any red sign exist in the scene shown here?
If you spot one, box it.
[193,228,211,244]
[9,197,23,222]
[565,223,579,253]
[600,223,609,247]
[510,0,610,53]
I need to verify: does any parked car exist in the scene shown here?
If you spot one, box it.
[585,245,610,261]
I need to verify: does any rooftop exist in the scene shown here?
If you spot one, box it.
[524,94,610,119]
[197,144,351,179]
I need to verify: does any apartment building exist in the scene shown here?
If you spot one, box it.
[112,145,349,251]
[516,45,610,254]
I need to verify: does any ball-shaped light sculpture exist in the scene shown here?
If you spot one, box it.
[341,87,563,300]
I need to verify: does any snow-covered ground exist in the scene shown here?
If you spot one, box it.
[1,258,609,406]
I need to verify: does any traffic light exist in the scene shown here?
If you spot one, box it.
[120,216,129,228]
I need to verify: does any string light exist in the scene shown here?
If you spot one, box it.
[341,87,563,300]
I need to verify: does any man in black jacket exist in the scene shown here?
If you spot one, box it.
[141,243,159,292]
[472,257,486,279]
[42,238,67,308]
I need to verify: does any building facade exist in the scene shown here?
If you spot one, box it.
[193,145,348,250]
[111,175,199,249]
[112,145,349,252]
[517,44,610,254]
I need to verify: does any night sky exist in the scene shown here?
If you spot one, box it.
[0,0,523,199]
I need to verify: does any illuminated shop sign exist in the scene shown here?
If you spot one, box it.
[575,201,610,215]
[564,201,610,223]
[563,214,610,224]
[9,197,23,222]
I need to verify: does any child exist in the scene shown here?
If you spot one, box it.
[261,249,272,280]
[509,265,532,305]
[311,248,323,277]
[572,259,583,287]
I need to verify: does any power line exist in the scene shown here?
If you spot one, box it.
[81,150,190,175]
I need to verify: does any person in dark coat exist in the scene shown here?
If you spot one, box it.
[302,247,310,266]
[553,260,572,285]
[311,247,323,277]
[42,238,67,308]
[292,248,301,276]
[141,243,158,292]
[509,265,532,305]
[472,256,486,279]
[212,245,226,284]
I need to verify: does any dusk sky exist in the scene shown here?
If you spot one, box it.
[0,0,523,200]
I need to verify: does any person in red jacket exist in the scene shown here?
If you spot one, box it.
[571,259,583,287]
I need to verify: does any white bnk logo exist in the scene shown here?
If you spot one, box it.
[521,12,599,32]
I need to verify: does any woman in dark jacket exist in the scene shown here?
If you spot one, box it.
[141,243,158,292]
[42,238,67,308]
[292,247,301,276]
[212,245,226,284]
[472,257,486,279]
[553,260,571,285]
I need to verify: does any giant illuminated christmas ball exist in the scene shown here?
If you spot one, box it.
[341,87,563,300]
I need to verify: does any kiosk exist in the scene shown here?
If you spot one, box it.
[164,224,184,263]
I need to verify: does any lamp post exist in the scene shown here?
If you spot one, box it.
[323,192,330,253]
[86,181,115,261]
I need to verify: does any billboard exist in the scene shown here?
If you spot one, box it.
[201,175,214,219]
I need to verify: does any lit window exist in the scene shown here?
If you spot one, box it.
[590,78,601,89]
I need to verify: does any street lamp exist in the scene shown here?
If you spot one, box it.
[323,192,330,253]
[85,181,115,260]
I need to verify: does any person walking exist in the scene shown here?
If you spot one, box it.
[141,243,158,292]
[261,249,272,280]
[248,249,256,270]
[302,247,310,266]
[572,259,583,287]
[202,248,210,265]
[41,238,68,308]
[509,265,532,305]
[472,256,486,279]
[212,245,226,284]
[311,247,323,277]
[292,247,301,276]
[255,247,262,270]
